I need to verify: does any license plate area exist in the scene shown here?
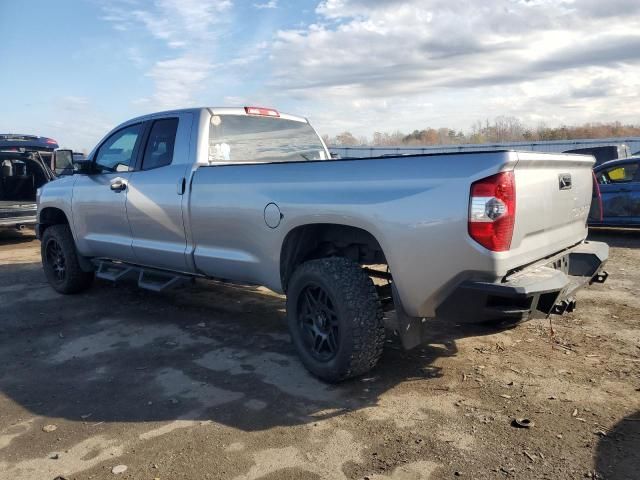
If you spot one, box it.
[549,255,569,274]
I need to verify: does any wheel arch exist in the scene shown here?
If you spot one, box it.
[279,223,387,292]
[37,207,70,238]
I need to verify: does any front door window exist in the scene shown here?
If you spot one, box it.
[94,124,143,173]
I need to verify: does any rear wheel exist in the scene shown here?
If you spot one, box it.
[41,224,94,294]
[286,257,385,382]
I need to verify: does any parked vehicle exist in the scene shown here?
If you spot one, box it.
[36,107,608,381]
[590,157,640,227]
[0,134,59,150]
[0,150,56,229]
[0,134,58,167]
[563,145,630,167]
[0,134,80,229]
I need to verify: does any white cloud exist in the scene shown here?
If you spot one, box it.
[264,0,640,135]
[101,0,232,109]
[103,0,232,46]
[47,97,114,152]
[126,46,145,68]
[254,0,278,9]
[60,96,90,108]
[97,0,640,137]
[145,55,213,109]
[130,0,231,48]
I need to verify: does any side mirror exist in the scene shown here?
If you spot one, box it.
[53,149,74,175]
[54,149,93,175]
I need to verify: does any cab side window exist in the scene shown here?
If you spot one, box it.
[141,118,178,170]
[597,163,639,185]
[94,124,143,173]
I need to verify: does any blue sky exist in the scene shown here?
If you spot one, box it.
[1,0,639,150]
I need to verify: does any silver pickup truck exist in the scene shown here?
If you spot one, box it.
[37,107,608,381]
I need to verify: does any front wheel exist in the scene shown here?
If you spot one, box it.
[41,224,94,294]
[286,257,385,382]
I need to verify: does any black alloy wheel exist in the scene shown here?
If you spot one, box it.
[286,257,385,382]
[45,237,66,283]
[297,283,340,362]
[40,224,94,294]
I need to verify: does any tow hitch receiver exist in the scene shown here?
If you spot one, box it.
[551,298,577,315]
[591,271,608,284]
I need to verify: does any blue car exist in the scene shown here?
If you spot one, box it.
[590,157,640,227]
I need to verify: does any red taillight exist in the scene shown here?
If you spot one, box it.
[45,138,58,145]
[244,106,280,117]
[468,171,516,252]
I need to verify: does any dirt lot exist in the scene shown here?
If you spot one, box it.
[0,229,638,480]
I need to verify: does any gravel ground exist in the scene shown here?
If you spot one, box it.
[0,228,638,480]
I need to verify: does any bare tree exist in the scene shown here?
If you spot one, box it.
[334,131,359,146]
[322,119,640,146]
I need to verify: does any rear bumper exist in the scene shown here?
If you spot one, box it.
[391,241,608,350]
[436,241,608,323]
[0,215,37,227]
[0,204,37,228]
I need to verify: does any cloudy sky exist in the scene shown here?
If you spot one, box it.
[1,0,639,150]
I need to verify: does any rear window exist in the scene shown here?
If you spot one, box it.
[142,118,178,170]
[208,115,327,164]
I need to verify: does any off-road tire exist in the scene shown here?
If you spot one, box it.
[41,224,94,294]
[286,257,385,382]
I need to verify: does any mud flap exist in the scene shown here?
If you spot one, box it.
[77,252,96,273]
[390,285,429,350]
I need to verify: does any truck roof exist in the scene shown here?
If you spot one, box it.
[122,107,308,126]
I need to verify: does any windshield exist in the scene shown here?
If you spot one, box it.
[208,115,328,164]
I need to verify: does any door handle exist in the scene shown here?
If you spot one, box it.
[177,177,186,195]
[618,187,631,192]
[110,179,127,192]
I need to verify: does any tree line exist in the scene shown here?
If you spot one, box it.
[323,117,640,146]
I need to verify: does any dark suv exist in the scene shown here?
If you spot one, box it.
[0,134,59,229]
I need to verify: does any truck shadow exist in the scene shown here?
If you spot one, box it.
[0,228,36,246]
[595,411,640,479]
[0,261,514,433]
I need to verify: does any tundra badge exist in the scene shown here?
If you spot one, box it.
[559,173,572,190]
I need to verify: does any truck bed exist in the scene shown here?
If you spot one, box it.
[188,150,595,317]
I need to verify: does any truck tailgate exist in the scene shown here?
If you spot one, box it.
[508,151,595,268]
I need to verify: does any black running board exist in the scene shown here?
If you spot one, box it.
[95,260,190,292]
